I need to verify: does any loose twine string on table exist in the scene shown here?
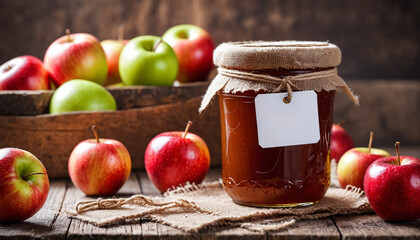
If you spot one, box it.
[218,67,340,103]
[75,194,212,215]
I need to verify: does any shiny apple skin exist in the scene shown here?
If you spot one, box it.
[100,39,127,86]
[331,124,354,162]
[337,148,390,189]
[0,148,50,222]
[144,132,210,193]
[364,156,420,221]
[0,55,51,90]
[68,139,131,196]
[162,25,215,83]
[44,33,108,87]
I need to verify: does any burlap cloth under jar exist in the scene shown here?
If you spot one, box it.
[199,40,359,112]
[66,162,372,232]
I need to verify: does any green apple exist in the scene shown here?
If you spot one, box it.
[50,79,117,114]
[119,35,178,86]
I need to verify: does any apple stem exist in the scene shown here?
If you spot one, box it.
[183,121,193,138]
[336,121,347,127]
[5,65,12,72]
[368,131,374,153]
[66,29,72,42]
[91,125,100,143]
[118,25,124,41]
[153,39,163,52]
[21,172,44,180]
[395,141,401,165]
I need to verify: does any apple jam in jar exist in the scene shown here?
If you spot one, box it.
[218,87,334,207]
[200,41,358,207]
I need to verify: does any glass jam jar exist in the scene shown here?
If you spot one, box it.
[218,69,335,207]
[200,41,357,207]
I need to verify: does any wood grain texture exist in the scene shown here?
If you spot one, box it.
[0,82,210,116]
[333,214,420,240]
[334,80,420,146]
[0,180,67,240]
[0,0,419,79]
[267,218,340,240]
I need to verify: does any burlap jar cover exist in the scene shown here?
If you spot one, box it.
[199,40,359,113]
[66,41,367,232]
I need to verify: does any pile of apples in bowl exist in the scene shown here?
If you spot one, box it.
[0,24,215,114]
[331,124,420,222]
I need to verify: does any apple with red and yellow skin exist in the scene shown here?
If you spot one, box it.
[331,124,354,162]
[44,30,108,87]
[337,147,390,189]
[162,24,215,83]
[364,154,420,221]
[0,55,51,90]
[145,121,210,193]
[68,126,131,196]
[100,39,128,86]
[0,148,50,222]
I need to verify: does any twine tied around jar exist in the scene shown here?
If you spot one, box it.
[199,67,359,112]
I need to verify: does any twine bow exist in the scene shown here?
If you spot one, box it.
[75,195,212,215]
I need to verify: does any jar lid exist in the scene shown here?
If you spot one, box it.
[213,41,341,70]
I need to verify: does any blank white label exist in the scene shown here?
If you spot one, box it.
[254,90,320,148]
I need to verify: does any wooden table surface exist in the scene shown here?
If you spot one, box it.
[1,167,420,240]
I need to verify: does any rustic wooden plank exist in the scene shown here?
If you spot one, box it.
[0,90,52,116]
[0,82,210,116]
[108,81,210,111]
[0,180,68,240]
[334,80,420,147]
[0,96,221,178]
[267,218,340,240]
[66,173,143,240]
[333,214,420,239]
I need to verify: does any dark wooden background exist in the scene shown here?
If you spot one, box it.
[0,0,419,79]
[0,0,419,148]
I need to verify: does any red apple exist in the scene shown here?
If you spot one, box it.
[0,148,50,222]
[364,142,420,221]
[0,55,51,90]
[68,126,131,196]
[145,121,210,193]
[44,29,108,87]
[162,24,215,83]
[331,124,354,162]
[100,39,128,86]
[337,132,390,189]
